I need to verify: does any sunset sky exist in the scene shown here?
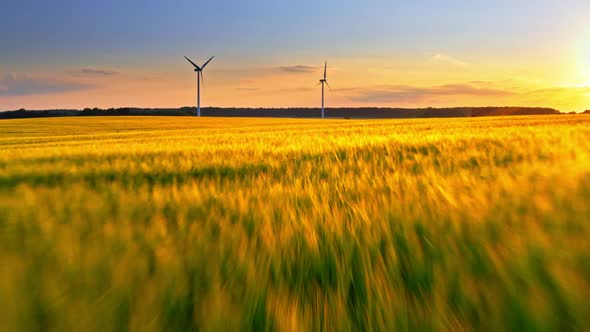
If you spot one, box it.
[1,0,590,111]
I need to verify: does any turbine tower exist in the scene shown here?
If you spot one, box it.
[184,56,214,117]
[318,61,330,119]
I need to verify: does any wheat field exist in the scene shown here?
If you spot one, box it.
[0,115,589,331]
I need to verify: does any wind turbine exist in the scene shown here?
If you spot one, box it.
[317,61,330,119]
[184,56,214,117]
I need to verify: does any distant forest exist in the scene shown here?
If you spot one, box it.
[0,106,578,120]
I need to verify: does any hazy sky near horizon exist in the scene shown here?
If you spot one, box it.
[1,0,590,111]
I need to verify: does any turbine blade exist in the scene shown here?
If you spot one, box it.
[184,56,201,70]
[201,56,215,69]
[316,82,322,86]
[200,71,205,88]
[324,61,327,80]
[325,81,332,92]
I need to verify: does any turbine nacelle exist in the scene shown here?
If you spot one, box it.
[184,56,214,72]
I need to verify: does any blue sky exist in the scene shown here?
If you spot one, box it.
[2,0,585,65]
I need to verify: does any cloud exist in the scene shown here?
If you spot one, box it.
[236,87,259,91]
[347,83,514,103]
[0,74,93,97]
[78,68,120,76]
[345,83,590,111]
[469,81,493,85]
[430,54,469,67]
[520,86,590,103]
[279,65,317,73]
[268,86,313,94]
[525,86,590,95]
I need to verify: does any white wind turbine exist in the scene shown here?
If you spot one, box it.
[317,61,330,119]
[184,56,214,117]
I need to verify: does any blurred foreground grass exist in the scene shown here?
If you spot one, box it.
[1,115,589,331]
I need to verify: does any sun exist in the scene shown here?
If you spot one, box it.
[580,35,590,86]
[584,50,590,85]
[572,28,590,87]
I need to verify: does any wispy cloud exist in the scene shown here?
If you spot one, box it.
[279,65,317,73]
[524,86,590,95]
[347,83,514,103]
[469,81,493,85]
[342,82,590,111]
[268,86,314,94]
[430,54,469,67]
[0,74,93,97]
[77,68,120,76]
[521,86,590,103]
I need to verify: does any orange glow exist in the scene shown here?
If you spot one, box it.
[2,55,590,112]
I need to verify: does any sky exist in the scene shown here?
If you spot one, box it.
[1,0,590,112]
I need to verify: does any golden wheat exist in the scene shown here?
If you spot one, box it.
[0,115,589,331]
